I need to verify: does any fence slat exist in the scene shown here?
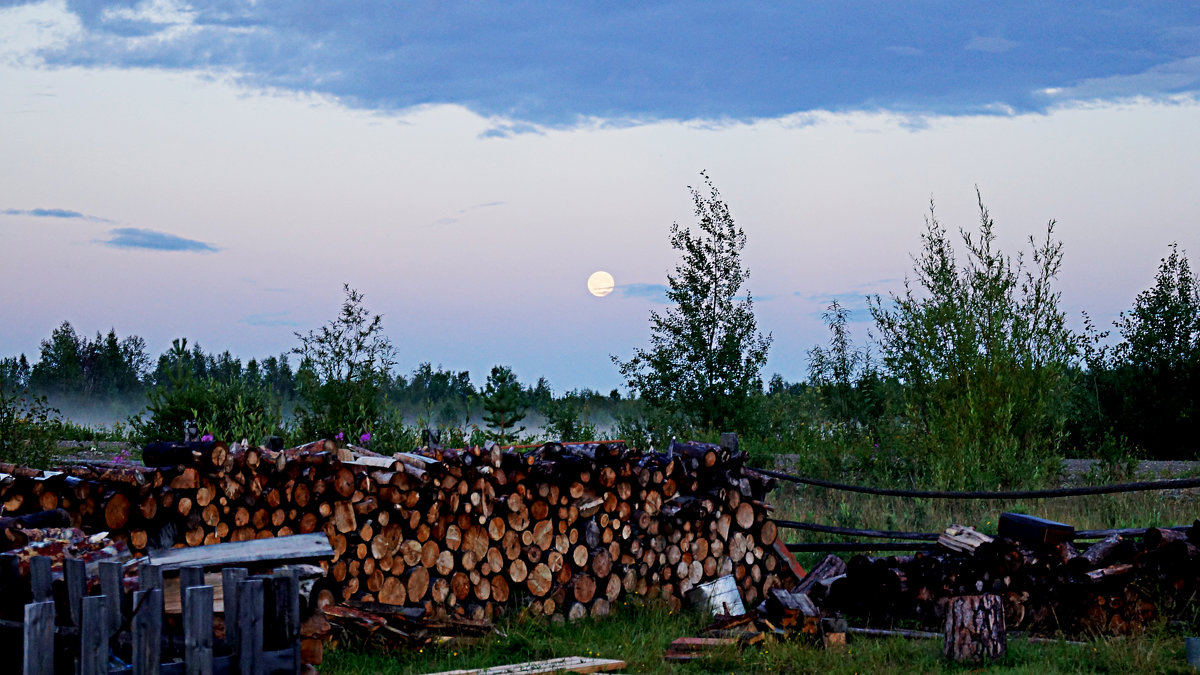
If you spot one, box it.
[81,595,109,675]
[238,579,264,675]
[100,561,124,635]
[29,556,53,603]
[65,558,86,627]
[140,564,164,592]
[274,569,301,675]
[184,586,214,675]
[181,565,205,622]
[221,568,248,653]
[23,601,55,675]
[133,588,163,675]
[3,553,27,618]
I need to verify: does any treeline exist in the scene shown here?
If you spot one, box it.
[2,186,1198,487]
[747,220,1199,489]
[1,238,1196,466]
[0,314,626,449]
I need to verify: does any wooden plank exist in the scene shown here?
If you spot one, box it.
[273,569,302,675]
[238,578,265,675]
[133,588,163,675]
[422,656,627,675]
[81,595,109,675]
[100,561,124,635]
[65,557,86,627]
[23,601,55,675]
[165,572,226,615]
[222,568,248,653]
[30,556,53,602]
[140,563,164,592]
[0,553,23,617]
[771,538,806,581]
[184,586,214,675]
[180,565,205,619]
[143,533,333,571]
[343,456,398,469]
[669,637,741,651]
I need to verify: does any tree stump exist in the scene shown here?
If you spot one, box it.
[943,594,1006,663]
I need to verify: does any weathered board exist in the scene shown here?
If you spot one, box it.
[423,656,626,675]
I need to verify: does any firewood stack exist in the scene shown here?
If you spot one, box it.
[817,523,1200,636]
[0,438,799,625]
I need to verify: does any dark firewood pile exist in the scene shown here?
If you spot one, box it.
[789,521,1200,637]
[0,437,799,643]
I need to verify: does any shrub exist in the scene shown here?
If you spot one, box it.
[868,192,1074,488]
[0,389,58,468]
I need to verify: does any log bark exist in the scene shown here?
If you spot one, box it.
[943,594,1006,663]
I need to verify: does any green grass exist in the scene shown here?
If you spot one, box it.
[767,469,1200,570]
[320,600,1196,674]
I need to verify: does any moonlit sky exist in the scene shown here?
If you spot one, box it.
[2,1,1199,393]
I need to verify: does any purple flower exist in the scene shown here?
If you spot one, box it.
[200,433,214,442]
[360,432,371,444]
[335,432,344,441]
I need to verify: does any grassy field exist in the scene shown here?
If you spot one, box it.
[319,600,1196,674]
[770,480,1200,570]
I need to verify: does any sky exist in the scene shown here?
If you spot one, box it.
[2,1,1199,394]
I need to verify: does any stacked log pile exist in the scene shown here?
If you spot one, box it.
[815,524,1200,636]
[0,438,799,625]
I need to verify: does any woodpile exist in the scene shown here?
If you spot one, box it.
[0,438,799,629]
[810,520,1200,636]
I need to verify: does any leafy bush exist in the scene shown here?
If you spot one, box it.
[868,193,1074,488]
[0,390,58,468]
[541,395,598,442]
[130,376,285,444]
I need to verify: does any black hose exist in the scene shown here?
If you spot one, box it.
[786,541,938,552]
[752,467,1200,500]
[774,519,939,541]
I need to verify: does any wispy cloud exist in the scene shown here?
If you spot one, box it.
[965,36,1018,54]
[619,283,669,303]
[101,227,219,252]
[480,122,544,139]
[800,278,902,320]
[3,207,110,222]
[1040,56,1200,101]
[430,201,505,227]
[240,312,299,327]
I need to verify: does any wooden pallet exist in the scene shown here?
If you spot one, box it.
[424,656,626,675]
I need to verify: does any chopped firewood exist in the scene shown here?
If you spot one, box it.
[1085,563,1133,582]
[938,524,993,554]
[0,438,799,643]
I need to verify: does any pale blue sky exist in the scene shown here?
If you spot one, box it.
[2,1,1198,392]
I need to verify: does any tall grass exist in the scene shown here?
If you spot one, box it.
[321,598,1195,674]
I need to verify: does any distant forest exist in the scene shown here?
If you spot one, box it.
[2,212,1198,471]
[0,321,625,436]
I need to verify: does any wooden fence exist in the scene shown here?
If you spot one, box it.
[0,553,301,675]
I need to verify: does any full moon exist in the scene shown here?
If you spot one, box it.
[587,271,615,297]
